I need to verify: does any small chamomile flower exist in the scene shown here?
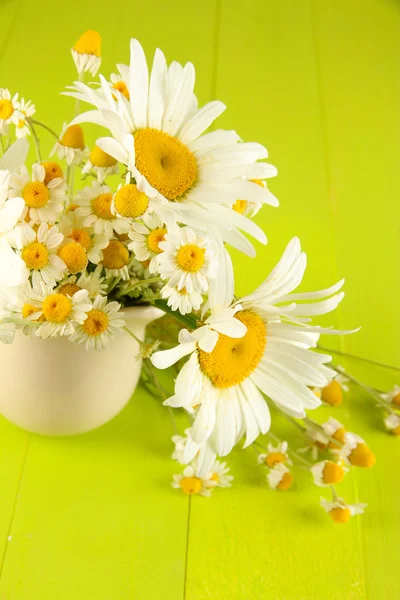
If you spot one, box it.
[51,123,87,166]
[257,441,292,467]
[41,161,64,186]
[58,210,108,264]
[157,226,217,293]
[9,163,67,224]
[70,294,125,351]
[82,144,118,182]
[58,266,107,299]
[232,179,268,218]
[320,497,366,524]
[112,174,151,220]
[128,212,167,273]
[267,463,293,491]
[71,30,102,77]
[207,460,233,488]
[109,66,130,100]
[171,429,192,462]
[381,385,400,407]
[297,426,330,460]
[75,180,130,237]
[172,465,216,497]
[321,417,347,448]
[161,283,203,315]
[17,222,66,287]
[0,89,21,134]
[314,369,349,407]
[27,286,92,339]
[9,279,46,337]
[384,413,400,436]
[337,432,376,468]
[14,98,36,139]
[101,239,130,280]
[311,460,347,487]
[57,240,88,275]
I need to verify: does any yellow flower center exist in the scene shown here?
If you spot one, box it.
[348,443,376,468]
[22,303,39,318]
[112,81,130,100]
[102,240,129,270]
[59,283,81,296]
[392,392,400,407]
[134,128,197,201]
[322,461,345,484]
[22,242,49,270]
[328,427,347,449]
[232,199,248,214]
[265,452,287,468]
[23,181,50,208]
[17,119,26,129]
[42,161,63,185]
[179,476,202,495]
[176,244,205,273]
[58,243,88,274]
[69,228,91,250]
[0,99,14,120]
[42,293,72,323]
[198,310,267,389]
[276,472,293,491]
[321,380,343,406]
[91,193,114,220]
[329,507,351,524]
[89,145,118,168]
[61,125,84,149]
[82,309,109,336]
[210,472,220,483]
[147,227,167,254]
[114,184,149,218]
[73,30,101,57]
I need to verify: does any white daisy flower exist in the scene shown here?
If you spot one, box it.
[57,210,108,264]
[381,385,400,407]
[172,465,216,497]
[313,368,349,407]
[157,226,216,293]
[69,294,125,351]
[112,173,155,221]
[384,413,400,435]
[17,222,66,287]
[65,39,278,256]
[7,279,46,337]
[151,237,351,461]
[206,460,233,488]
[110,65,130,100]
[71,30,101,77]
[257,441,292,467]
[320,497,366,524]
[75,180,130,237]
[336,432,376,468]
[14,98,36,139]
[27,286,92,339]
[0,89,21,134]
[81,144,118,183]
[297,425,330,460]
[128,212,167,273]
[57,266,108,299]
[311,460,347,487]
[161,283,203,315]
[51,123,87,166]
[100,239,130,281]
[267,463,293,490]
[9,163,67,224]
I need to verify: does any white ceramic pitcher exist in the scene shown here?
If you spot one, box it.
[0,305,163,436]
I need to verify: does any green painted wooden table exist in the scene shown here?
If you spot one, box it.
[0,0,399,597]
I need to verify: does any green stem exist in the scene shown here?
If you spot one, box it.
[317,344,400,373]
[332,364,397,415]
[0,135,5,156]
[28,119,41,162]
[117,277,161,298]
[108,276,122,294]
[30,119,59,142]
[153,298,198,330]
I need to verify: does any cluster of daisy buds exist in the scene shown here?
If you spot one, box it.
[257,441,293,490]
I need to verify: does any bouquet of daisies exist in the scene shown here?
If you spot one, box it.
[1,30,396,523]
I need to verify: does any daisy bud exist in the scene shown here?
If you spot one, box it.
[321,379,343,406]
[341,433,376,468]
[41,161,64,185]
[321,417,347,448]
[257,442,291,468]
[384,413,400,436]
[57,241,88,274]
[320,497,366,524]
[381,385,400,407]
[267,463,293,491]
[311,460,346,487]
[72,30,102,77]
[172,466,215,497]
[51,124,86,166]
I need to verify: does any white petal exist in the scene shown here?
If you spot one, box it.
[148,48,167,129]
[179,101,226,144]
[129,39,149,129]
[150,341,196,369]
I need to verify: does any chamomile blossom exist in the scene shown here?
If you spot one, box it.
[161,283,203,315]
[58,210,108,264]
[65,39,278,256]
[321,417,347,448]
[109,65,130,100]
[112,174,153,220]
[152,237,351,462]
[8,279,46,337]
[157,226,216,293]
[101,239,130,280]
[381,385,400,407]
[75,180,130,237]
[172,465,216,497]
[311,460,347,487]
[172,430,191,462]
[28,286,92,339]
[0,89,21,134]
[82,144,118,182]
[320,497,366,524]
[128,212,167,272]
[69,294,125,351]
[51,123,87,166]
[267,463,293,490]
[71,30,101,77]
[384,413,400,436]
[336,433,376,468]
[17,222,66,287]
[58,266,107,299]
[9,163,67,224]
[298,426,330,460]
[14,98,36,139]
[207,460,233,488]
[257,441,292,467]
[314,369,349,407]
